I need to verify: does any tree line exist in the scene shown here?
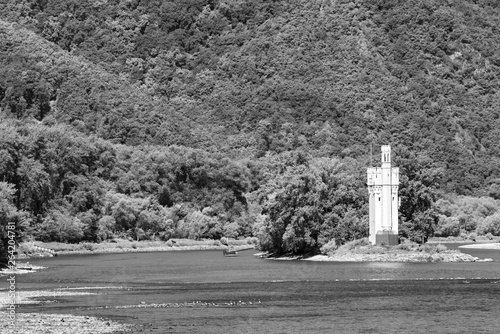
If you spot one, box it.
[2,0,500,264]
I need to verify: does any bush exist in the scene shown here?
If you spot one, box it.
[177,211,222,240]
[81,242,96,251]
[395,239,419,251]
[36,211,85,243]
[320,239,337,255]
[435,244,448,253]
[338,238,371,251]
[477,213,500,236]
[246,237,258,245]
[434,216,460,237]
[419,243,448,254]
[97,215,116,241]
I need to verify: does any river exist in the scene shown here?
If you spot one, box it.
[7,246,500,333]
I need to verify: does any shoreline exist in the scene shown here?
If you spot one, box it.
[256,237,497,262]
[42,244,256,256]
[303,252,489,262]
[2,241,256,276]
[458,243,500,250]
[16,239,257,259]
[258,252,487,262]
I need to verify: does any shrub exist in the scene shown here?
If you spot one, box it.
[435,244,448,253]
[246,237,258,245]
[36,211,85,243]
[320,239,337,255]
[434,216,460,237]
[97,215,116,241]
[81,242,96,251]
[223,222,239,239]
[395,239,419,251]
[419,243,448,254]
[339,238,371,251]
[477,213,500,236]
[178,211,222,240]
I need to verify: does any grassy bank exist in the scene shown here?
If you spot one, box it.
[16,238,257,258]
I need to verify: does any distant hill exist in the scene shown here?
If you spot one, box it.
[2,0,500,194]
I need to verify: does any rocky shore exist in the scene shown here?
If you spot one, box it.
[0,312,130,334]
[304,252,484,262]
[0,263,46,276]
[0,288,131,334]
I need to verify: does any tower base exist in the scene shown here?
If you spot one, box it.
[375,230,399,246]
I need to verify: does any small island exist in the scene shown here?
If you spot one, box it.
[259,238,491,263]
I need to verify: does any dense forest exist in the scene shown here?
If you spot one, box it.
[2,0,500,264]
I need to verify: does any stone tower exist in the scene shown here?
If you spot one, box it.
[367,145,399,246]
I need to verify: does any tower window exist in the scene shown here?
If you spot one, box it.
[378,197,381,201]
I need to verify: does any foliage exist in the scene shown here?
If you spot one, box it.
[477,213,500,236]
[394,146,442,243]
[257,155,368,255]
[2,1,500,253]
[435,196,500,236]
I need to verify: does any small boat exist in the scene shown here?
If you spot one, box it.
[223,247,238,257]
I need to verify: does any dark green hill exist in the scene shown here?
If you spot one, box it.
[2,0,500,194]
[2,0,500,255]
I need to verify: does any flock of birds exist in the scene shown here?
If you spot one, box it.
[93,299,265,310]
[189,300,262,307]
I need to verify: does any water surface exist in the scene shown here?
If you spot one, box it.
[6,248,500,333]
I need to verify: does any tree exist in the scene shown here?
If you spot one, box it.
[258,156,367,255]
[394,146,442,243]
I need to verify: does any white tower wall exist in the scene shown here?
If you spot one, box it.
[367,145,399,245]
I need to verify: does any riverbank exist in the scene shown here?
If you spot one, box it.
[16,238,257,258]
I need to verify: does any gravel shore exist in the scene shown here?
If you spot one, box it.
[303,252,486,262]
[1,311,130,334]
[0,289,131,334]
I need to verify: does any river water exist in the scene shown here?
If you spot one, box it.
[7,246,500,333]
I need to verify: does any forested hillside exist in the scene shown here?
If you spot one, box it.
[2,0,500,261]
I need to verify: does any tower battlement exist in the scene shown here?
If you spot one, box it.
[367,167,399,186]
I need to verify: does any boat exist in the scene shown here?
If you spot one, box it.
[223,247,238,257]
